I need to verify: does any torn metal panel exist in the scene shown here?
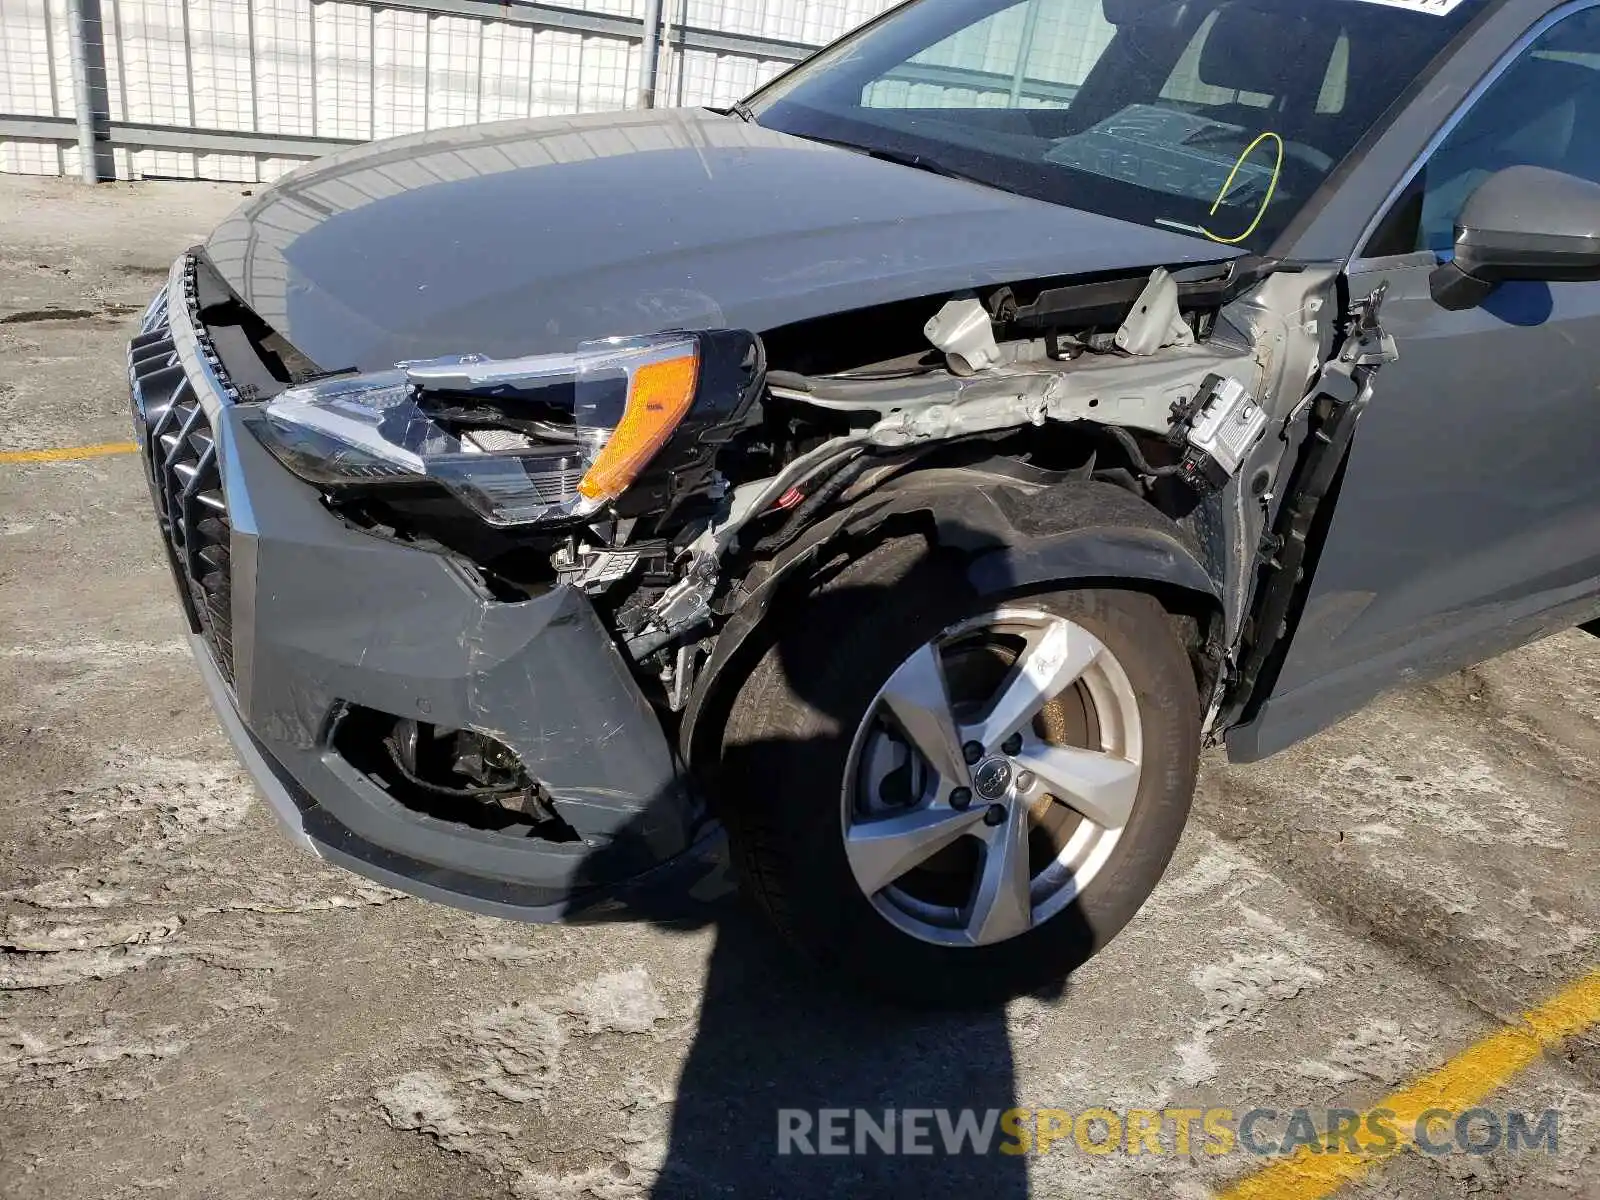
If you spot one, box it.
[770,324,1260,442]
[925,297,1003,374]
[1208,266,1345,647]
[1115,268,1196,355]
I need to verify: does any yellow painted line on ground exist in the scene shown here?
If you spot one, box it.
[1220,967,1600,1200]
[0,440,138,464]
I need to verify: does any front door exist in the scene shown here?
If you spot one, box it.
[1233,3,1600,760]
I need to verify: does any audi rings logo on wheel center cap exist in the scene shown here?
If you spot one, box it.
[972,756,1013,801]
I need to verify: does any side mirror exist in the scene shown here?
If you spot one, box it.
[1431,166,1600,310]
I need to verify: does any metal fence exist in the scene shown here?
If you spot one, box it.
[0,0,895,181]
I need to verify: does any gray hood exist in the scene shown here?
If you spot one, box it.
[204,107,1235,373]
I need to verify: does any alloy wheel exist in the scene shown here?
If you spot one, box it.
[840,606,1144,947]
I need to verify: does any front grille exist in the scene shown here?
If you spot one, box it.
[130,286,235,684]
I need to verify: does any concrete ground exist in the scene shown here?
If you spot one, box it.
[0,175,1596,1200]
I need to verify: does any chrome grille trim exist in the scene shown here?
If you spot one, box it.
[164,253,241,416]
[130,256,237,684]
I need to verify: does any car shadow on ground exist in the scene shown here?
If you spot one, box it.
[576,548,1090,1199]
[645,899,1040,1199]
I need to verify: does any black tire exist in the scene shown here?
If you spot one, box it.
[719,534,1201,1007]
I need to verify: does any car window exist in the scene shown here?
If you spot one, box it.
[1158,14,1349,112]
[863,0,1115,110]
[1365,7,1600,256]
[750,0,1485,254]
[861,0,1352,116]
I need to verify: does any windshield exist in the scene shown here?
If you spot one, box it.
[747,0,1486,252]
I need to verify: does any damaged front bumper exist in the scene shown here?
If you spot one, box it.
[128,259,721,921]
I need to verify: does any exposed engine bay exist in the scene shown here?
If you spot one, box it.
[239,253,1394,810]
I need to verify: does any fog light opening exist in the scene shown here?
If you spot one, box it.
[331,705,579,841]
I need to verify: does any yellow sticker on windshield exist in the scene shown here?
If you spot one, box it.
[1201,131,1284,247]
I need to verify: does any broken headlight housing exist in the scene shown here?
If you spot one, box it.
[245,331,757,527]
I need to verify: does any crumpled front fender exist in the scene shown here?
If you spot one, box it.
[682,473,1222,772]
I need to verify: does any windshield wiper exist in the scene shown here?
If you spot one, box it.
[730,100,756,123]
[799,135,989,187]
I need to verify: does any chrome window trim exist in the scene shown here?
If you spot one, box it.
[1351,0,1600,266]
[1346,249,1440,277]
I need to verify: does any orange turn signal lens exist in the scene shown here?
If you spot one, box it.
[577,350,700,502]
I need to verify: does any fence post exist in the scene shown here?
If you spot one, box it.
[638,0,664,109]
[66,0,114,181]
[1007,0,1042,106]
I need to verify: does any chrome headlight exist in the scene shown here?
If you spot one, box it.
[246,334,713,527]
